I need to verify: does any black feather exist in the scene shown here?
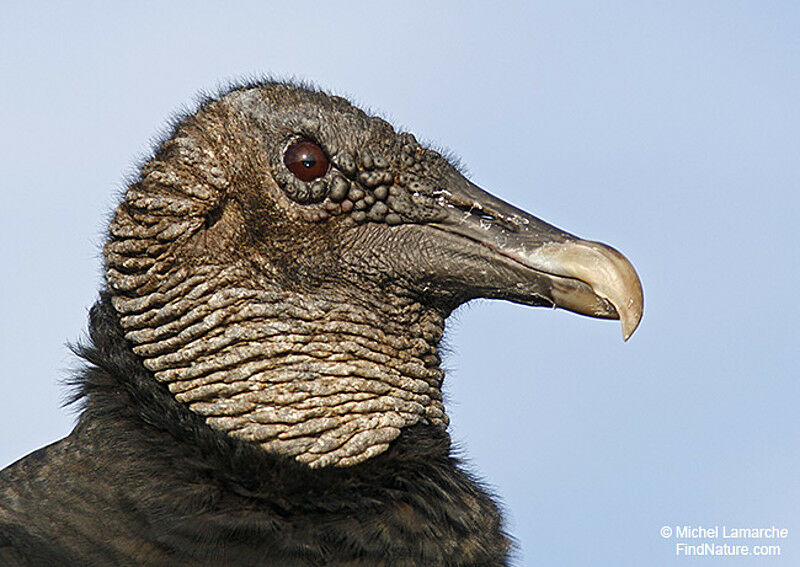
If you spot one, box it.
[0,294,511,565]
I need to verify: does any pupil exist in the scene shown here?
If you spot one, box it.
[302,157,315,168]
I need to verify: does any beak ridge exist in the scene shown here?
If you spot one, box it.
[434,179,644,340]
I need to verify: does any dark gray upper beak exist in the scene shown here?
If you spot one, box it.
[431,179,644,340]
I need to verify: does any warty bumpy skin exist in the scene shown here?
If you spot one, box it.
[105,85,456,467]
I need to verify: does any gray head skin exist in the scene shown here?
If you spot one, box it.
[105,82,643,468]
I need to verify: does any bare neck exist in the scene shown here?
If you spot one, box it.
[111,265,448,467]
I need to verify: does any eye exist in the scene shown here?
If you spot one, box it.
[284,140,329,182]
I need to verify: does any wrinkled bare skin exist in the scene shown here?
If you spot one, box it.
[106,83,641,468]
[107,88,455,467]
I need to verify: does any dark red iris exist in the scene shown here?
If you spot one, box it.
[284,140,329,182]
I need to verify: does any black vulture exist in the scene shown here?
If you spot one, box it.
[0,81,643,566]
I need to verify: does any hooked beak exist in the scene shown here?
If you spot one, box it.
[431,179,644,340]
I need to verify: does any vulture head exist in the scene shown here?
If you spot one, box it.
[105,82,642,469]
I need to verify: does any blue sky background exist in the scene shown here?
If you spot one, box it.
[1,2,798,565]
